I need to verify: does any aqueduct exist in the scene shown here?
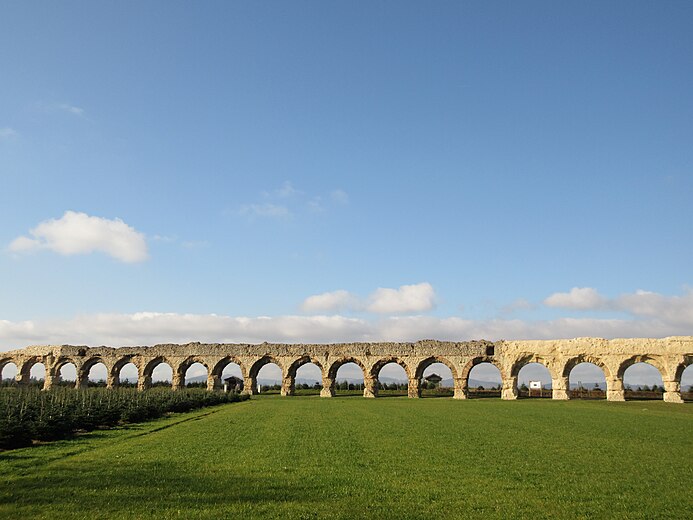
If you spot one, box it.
[1,337,691,402]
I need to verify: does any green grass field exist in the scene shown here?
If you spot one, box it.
[1,396,691,519]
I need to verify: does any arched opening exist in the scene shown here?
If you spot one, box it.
[57,362,78,387]
[623,362,664,400]
[118,362,139,387]
[184,362,208,388]
[416,358,455,398]
[219,360,244,392]
[330,360,365,397]
[28,362,46,387]
[516,362,552,398]
[290,358,323,396]
[372,360,409,397]
[249,357,282,394]
[150,361,173,388]
[568,362,606,399]
[86,362,108,387]
[467,362,502,398]
[680,364,693,402]
[0,361,17,386]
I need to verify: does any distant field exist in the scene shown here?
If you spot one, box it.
[0,396,691,519]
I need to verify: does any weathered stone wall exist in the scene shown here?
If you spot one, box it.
[1,337,691,402]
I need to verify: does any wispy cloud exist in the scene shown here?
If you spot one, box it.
[301,282,437,315]
[0,127,18,139]
[238,203,291,219]
[8,211,148,263]
[273,181,300,199]
[544,287,607,310]
[543,286,693,327]
[2,303,692,352]
[301,290,360,313]
[1,287,691,350]
[330,189,349,205]
[237,182,349,221]
[57,103,85,117]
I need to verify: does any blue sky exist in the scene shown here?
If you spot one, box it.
[1,2,692,385]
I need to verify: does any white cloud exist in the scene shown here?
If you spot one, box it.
[2,306,693,352]
[238,183,348,220]
[367,282,436,314]
[615,289,693,325]
[330,189,349,205]
[0,127,18,139]
[544,287,607,310]
[57,103,85,116]
[543,287,693,327]
[238,203,290,219]
[274,181,299,198]
[301,290,359,312]
[301,283,436,315]
[8,211,148,263]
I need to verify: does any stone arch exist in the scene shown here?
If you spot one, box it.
[0,358,18,384]
[617,355,666,381]
[413,356,461,398]
[510,354,556,379]
[248,355,284,395]
[249,355,283,380]
[565,362,607,399]
[79,357,108,388]
[283,356,324,396]
[177,356,210,388]
[561,355,612,380]
[111,357,140,388]
[461,356,502,398]
[619,357,665,400]
[509,355,555,399]
[561,355,610,400]
[326,356,368,397]
[370,356,412,380]
[141,357,174,390]
[210,356,247,392]
[19,357,47,387]
[676,358,693,402]
[55,359,78,387]
[674,356,692,383]
[44,356,80,388]
[368,357,411,398]
[460,356,499,381]
[328,356,367,380]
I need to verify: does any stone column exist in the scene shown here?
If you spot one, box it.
[243,376,256,395]
[453,377,467,399]
[15,371,26,386]
[76,366,91,389]
[42,372,56,391]
[663,380,684,403]
[207,373,220,392]
[552,376,570,400]
[280,375,294,396]
[74,374,87,390]
[138,374,152,391]
[320,376,334,397]
[408,378,420,398]
[171,372,185,390]
[606,378,625,401]
[107,372,118,389]
[501,376,518,400]
[363,376,377,398]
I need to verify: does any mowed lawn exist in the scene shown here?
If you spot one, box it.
[0,396,691,519]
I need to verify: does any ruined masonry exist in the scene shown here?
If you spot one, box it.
[2,337,691,402]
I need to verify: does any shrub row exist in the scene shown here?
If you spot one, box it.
[0,387,249,450]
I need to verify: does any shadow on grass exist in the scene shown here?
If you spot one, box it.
[1,460,323,513]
